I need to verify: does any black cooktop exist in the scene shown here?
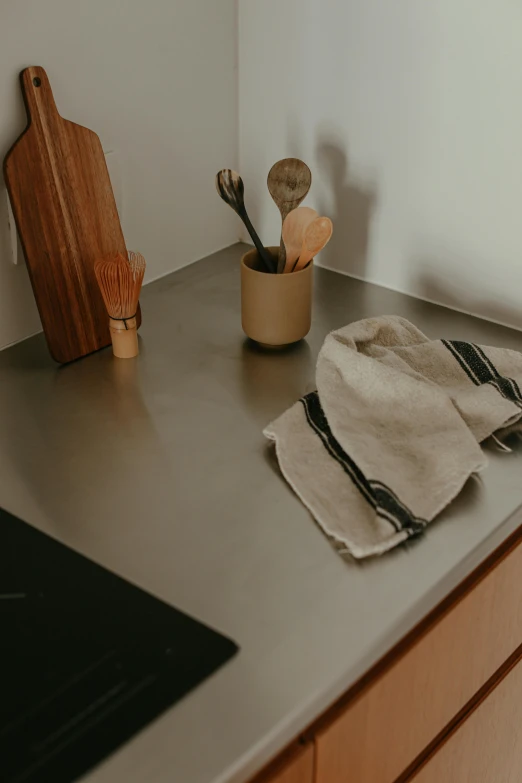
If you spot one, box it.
[0,507,238,783]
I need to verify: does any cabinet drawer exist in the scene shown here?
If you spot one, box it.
[412,654,522,782]
[315,536,522,783]
[253,744,314,783]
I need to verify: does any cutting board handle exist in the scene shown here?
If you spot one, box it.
[19,66,60,125]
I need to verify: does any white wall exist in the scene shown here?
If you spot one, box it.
[239,0,522,329]
[0,0,238,349]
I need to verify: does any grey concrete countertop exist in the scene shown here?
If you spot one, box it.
[1,242,521,783]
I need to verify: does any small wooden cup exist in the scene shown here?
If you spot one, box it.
[241,247,313,348]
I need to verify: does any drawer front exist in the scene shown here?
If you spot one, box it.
[315,537,522,783]
[412,655,522,782]
[254,744,314,783]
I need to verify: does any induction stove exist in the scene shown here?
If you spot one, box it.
[0,507,238,783]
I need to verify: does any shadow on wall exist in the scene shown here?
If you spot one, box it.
[415,263,522,332]
[315,137,378,279]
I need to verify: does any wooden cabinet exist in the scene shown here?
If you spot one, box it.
[253,745,314,783]
[314,535,522,783]
[250,533,522,783]
[412,656,522,782]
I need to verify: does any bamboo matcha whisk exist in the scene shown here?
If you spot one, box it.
[94,251,146,358]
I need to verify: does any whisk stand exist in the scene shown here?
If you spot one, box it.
[109,316,139,359]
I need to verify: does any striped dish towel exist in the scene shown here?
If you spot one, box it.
[264,316,522,559]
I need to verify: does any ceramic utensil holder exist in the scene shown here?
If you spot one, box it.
[241,247,313,347]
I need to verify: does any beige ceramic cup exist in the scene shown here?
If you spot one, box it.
[241,246,313,347]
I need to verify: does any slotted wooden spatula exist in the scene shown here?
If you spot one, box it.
[3,66,140,363]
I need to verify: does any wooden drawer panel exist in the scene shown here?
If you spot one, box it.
[412,654,522,782]
[315,537,522,783]
[253,744,314,783]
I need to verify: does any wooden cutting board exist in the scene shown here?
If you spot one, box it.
[4,66,140,363]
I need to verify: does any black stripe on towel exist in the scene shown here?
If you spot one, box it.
[472,343,522,405]
[442,340,481,384]
[442,340,522,407]
[301,392,426,537]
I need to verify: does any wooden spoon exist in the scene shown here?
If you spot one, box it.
[267,158,312,273]
[282,207,318,273]
[293,217,333,273]
[216,169,276,273]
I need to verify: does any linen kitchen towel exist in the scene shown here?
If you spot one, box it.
[264,316,522,558]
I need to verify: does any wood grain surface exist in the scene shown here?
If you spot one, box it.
[251,744,314,783]
[411,652,522,782]
[267,158,311,273]
[3,66,138,363]
[281,207,317,272]
[314,533,522,783]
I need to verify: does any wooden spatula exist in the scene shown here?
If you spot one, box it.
[293,217,333,273]
[282,207,318,273]
[4,66,139,363]
[267,158,312,273]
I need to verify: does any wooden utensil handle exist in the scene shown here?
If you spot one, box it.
[293,253,313,273]
[277,206,293,273]
[240,209,276,273]
[277,234,287,274]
